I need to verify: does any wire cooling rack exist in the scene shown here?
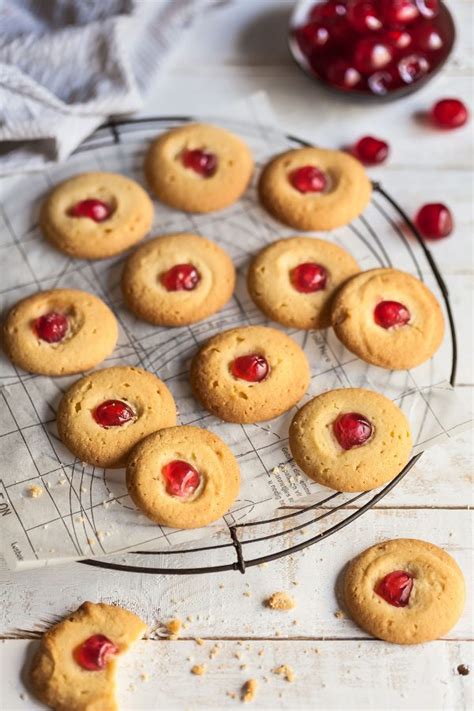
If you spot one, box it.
[0,116,458,574]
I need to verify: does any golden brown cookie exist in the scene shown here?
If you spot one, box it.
[121,233,235,326]
[2,289,118,376]
[57,366,176,469]
[289,388,412,492]
[40,172,154,259]
[330,268,445,370]
[30,601,147,711]
[144,123,254,213]
[127,425,240,529]
[247,236,360,330]
[344,539,466,645]
[190,326,310,423]
[258,147,372,231]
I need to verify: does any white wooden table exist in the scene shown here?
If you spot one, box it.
[1,1,472,709]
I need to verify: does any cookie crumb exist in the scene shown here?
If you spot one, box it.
[240,663,248,671]
[191,664,206,676]
[264,592,295,611]
[209,644,221,659]
[273,664,295,682]
[166,618,182,638]
[27,484,43,498]
[334,610,345,620]
[227,691,237,699]
[243,591,252,597]
[457,664,470,676]
[195,638,205,646]
[241,679,257,703]
[140,673,149,682]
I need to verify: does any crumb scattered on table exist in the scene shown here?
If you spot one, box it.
[27,484,43,498]
[334,610,345,620]
[273,664,295,682]
[264,592,296,611]
[241,679,257,703]
[195,637,205,646]
[166,618,182,638]
[191,664,207,676]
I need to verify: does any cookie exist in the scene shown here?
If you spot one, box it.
[121,233,235,326]
[40,171,154,260]
[330,268,445,370]
[289,388,412,492]
[344,539,466,645]
[127,425,240,529]
[30,601,147,711]
[2,289,118,376]
[190,326,310,423]
[144,123,254,213]
[57,366,176,469]
[247,236,360,330]
[258,147,372,231]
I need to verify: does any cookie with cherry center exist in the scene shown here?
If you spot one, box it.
[126,425,240,529]
[29,601,147,711]
[289,388,412,492]
[57,366,176,469]
[40,171,154,260]
[121,232,235,326]
[144,123,254,213]
[2,288,118,376]
[189,326,310,424]
[247,236,360,330]
[258,146,372,231]
[343,538,466,644]
[330,267,445,370]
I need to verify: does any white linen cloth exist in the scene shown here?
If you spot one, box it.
[0,0,219,174]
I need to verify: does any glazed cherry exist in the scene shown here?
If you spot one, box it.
[161,264,200,291]
[367,69,395,96]
[325,59,362,89]
[353,136,389,165]
[381,0,419,25]
[182,149,217,178]
[347,1,382,32]
[416,0,439,18]
[415,203,453,239]
[353,38,393,75]
[231,354,269,383]
[68,199,112,222]
[398,53,429,83]
[413,23,443,52]
[291,263,328,293]
[375,571,414,607]
[295,22,331,54]
[289,166,327,194]
[33,312,68,343]
[309,0,347,22]
[93,400,135,428]
[74,634,118,671]
[431,98,469,129]
[374,300,411,329]
[384,28,412,51]
[163,460,200,498]
[333,412,373,450]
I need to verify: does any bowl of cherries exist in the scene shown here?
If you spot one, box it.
[289,0,455,100]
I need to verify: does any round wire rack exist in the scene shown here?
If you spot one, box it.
[64,115,457,576]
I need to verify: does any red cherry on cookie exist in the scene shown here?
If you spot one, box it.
[68,199,112,222]
[231,354,269,383]
[353,136,389,165]
[431,98,469,129]
[333,412,373,450]
[374,300,411,329]
[161,264,200,292]
[74,634,118,671]
[415,203,453,239]
[33,312,68,343]
[291,263,328,293]
[182,149,217,178]
[375,570,414,607]
[162,460,201,498]
[93,400,135,428]
[289,166,327,194]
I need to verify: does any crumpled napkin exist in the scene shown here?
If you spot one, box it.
[0,0,219,174]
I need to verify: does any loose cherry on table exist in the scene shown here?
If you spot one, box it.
[374,300,411,329]
[68,199,112,222]
[431,98,469,129]
[162,460,201,498]
[93,400,135,428]
[375,570,414,606]
[333,412,373,450]
[353,135,389,165]
[74,634,119,671]
[33,312,69,343]
[291,263,328,293]
[181,148,217,178]
[161,264,201,291]
[415,202,453,239]
[230,354,269,383]
[289,166,327,193]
